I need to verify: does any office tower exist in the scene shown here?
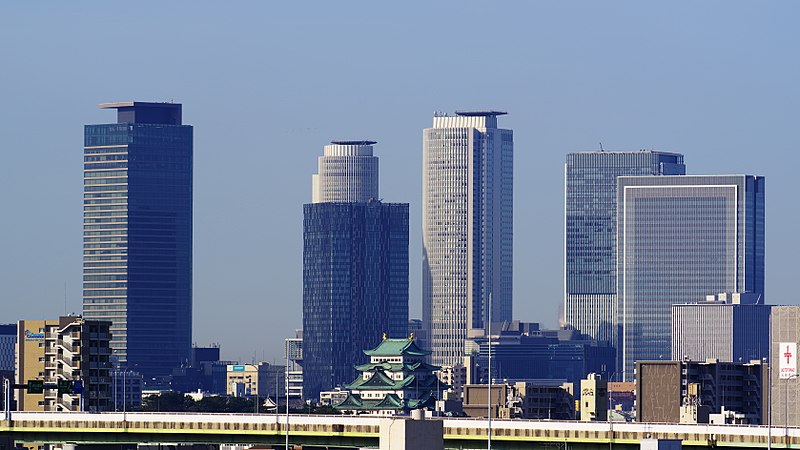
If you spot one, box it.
[83,102,193,379]
[769,306,800,427]
[672,292,770,362]
[564,151,685,347]
[312,140,379,203]
[303,140,409,401]
[618,175,765,380]
[15,316,112,411]
[422,111,513,367]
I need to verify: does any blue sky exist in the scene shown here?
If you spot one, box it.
[1,2,797,363]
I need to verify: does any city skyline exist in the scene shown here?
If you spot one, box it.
[1,2,798,364]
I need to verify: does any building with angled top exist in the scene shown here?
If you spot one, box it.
[303,140,409,401]
[564,151,685,348]
[83,102,193,380]
[423,111,513,367]
[618,174,765,380]
[334,336,443,415]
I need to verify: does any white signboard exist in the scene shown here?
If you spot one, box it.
[780,342,797,379]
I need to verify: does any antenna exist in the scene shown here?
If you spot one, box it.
[64,281,67,315]
[599,142,604,152]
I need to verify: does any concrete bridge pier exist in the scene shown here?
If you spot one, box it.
[379,410,443,450]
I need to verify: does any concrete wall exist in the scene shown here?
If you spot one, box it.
[637,362,681,422]
[379,417,443,450]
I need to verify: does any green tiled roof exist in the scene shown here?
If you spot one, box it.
[346,370,399,390]
[354,361,441,373]
[333,393,364,408]
[333,392,436,412]
[363,338,432,357]
[346,371,441,391]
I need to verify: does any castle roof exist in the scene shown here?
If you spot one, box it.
[354,361,440,373]
[363,338,431,357]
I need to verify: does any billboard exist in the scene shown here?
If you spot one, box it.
[780,342,797,379]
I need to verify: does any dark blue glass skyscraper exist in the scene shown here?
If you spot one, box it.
[564,151,685,351]
[83,102,192,379]
[302,201,409,401]
[303,141,409,400]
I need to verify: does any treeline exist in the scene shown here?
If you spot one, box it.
[139,392,338,414]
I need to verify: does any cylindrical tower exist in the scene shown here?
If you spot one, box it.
[312,140,378,203]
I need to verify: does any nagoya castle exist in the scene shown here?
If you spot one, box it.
[334,334,445,415]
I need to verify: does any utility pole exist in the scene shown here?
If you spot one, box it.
[285,339,290,450]
[487,292,492,450]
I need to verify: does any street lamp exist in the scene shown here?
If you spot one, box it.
[764,357,771,450]
[785,373,799,439]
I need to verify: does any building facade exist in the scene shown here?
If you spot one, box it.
[15,316,112,411]
[83,102,193,379]
[636,360,767,424]
[564,151,685,345]
[462,382,575,420]
[0,324,15,374]
[303,201,409,401]
[580,373,608,421]
[465,322,615,385]
[111,369,143,411]
[312,140,379,203]
[422,111,513,367]
[285,332,303,404]
[226,363,285,400]
[618,175,765,380]
[769,306,800,427]
[672,292,770,362]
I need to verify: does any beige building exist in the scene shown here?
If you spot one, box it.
[580,373,608,421]
[15,316,112,411]
[226,363,284,400]
[463,382,575,420]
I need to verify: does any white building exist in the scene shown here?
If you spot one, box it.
[312,140,378,203]
[672,292,770,363]
[422,111,513,366]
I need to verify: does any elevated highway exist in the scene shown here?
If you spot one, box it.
[1,411,798,449]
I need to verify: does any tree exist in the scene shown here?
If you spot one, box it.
[141,392,194,412]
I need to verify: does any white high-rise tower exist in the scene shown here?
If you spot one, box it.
[312,140,378,203]
[422,111,513,366]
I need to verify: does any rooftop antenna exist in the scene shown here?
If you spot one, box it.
[599,142,604,152]
[64,281,67,315]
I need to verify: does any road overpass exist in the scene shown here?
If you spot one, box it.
[1,411,798,449]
